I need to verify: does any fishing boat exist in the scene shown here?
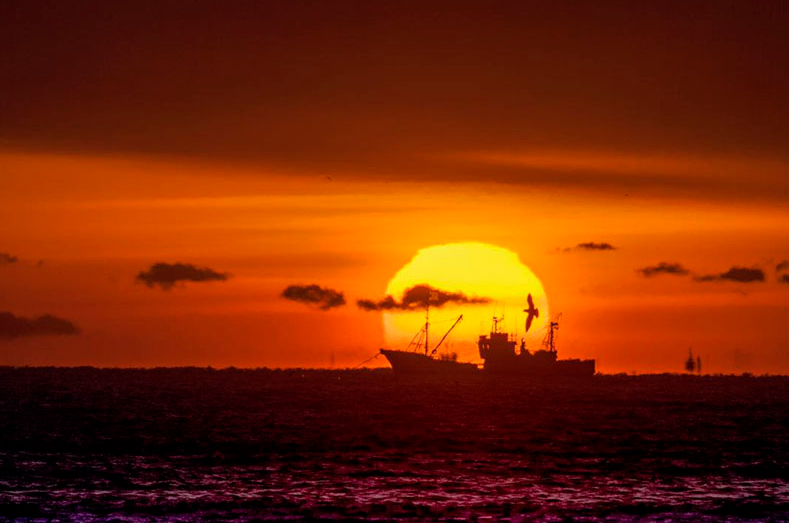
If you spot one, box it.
[379,305,479,376]
[380,293,595,378]
[478,313,595,378]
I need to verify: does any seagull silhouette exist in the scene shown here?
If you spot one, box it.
[523,293,539,333]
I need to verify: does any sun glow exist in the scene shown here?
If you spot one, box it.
[383,243,549,362]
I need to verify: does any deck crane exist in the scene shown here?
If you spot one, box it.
[430,315,463,357]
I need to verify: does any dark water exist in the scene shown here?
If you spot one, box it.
[0,368,787,522]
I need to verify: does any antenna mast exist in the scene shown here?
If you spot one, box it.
[543,314,561,352]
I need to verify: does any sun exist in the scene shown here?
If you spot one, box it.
[383,243,549,361]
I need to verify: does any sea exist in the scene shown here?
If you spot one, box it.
[0,367,787,522]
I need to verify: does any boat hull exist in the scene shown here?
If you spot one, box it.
[379,349,479,376]
[379,350,594,379]
[484,357,595,378]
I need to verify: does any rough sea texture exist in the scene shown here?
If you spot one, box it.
[0,368,787,522]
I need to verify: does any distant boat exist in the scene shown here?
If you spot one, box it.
[685,349,696,373]
[685,349,702,374]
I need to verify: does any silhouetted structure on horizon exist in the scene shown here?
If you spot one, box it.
[478,313,595,378]
[380,294,595,378]
[686,349,696,373]
[685,349,703,375]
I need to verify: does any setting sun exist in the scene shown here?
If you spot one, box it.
[383,243,549,361]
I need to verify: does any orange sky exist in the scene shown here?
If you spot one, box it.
[0,1,787,373]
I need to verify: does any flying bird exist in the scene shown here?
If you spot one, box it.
[523,293,539,333]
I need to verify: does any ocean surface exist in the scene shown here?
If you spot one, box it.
[0,368,787,522]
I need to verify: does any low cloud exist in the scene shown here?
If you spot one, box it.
[578,242,615,251]
[637,262,690,278]
[695,266,765,283]
[136,262,229,290]
[0,312,79,339]
[357,296,400,311]
[0,253,19,265]
[357,284,490,311]
[281,284,346,310]
[779,274,789,285]
[776,260,789,273]
[563,242,616,252]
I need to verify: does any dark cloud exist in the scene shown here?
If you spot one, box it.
[563,242,616,252]
[695,266,765,283]
[0,312,79,339]
[779,274,789,285]
[281,284,346,310]
[136,262,229,290]
[0,2,785,203]
[357,284,490,311]
[577,242,616,251]
[357,296,399,312]
[0,253,19,265]
[638,262,690,278]
[776,260,789,273]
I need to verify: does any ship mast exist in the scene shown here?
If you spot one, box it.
[424,290,440,355]
[424,301,429,355]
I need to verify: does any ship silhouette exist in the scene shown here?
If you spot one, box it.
[380,294,596,378]
[379,302,478,376]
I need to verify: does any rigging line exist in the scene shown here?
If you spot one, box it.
[408,325,425,348]
[353,352,381,368]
